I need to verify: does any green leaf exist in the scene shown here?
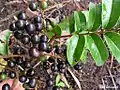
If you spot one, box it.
[0,30,11,42]
[56,81,65,87]
[88,2,96,30]
[91,4,102,31]
[74,11,81,32]
[56,74,61,85]
[80,49,88,64]
[104,32,120,63]
[102,0,120,29]
[58,17,70,33]
[74,35,85,62]
[67,35,85,66]
[47,31,55,39]
[87,33,109,66]
[88,3,102,31]
[0,42,8,55]
[78,11,87,31]
[82,11,89,23]
[53,25,61,36]
[69,15,75,34]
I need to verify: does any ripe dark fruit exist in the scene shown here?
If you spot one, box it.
[29,2,38,11]
[48,57,55,63]
[8,71,16,79]
[51,64,58,72]
[58,61,66,69]
[24,61,31,68]
[39,42,47,51]
[14,31,23,39]
[48,73,54,79]
[9,23,17,31]
[35,23,43,31]
[34,16,42,23]
[55,46,63,54]
[8,60,16,68]
[47,79,54,87]
[2,83,10,90]
[61,44,67,52]
[29,47,40,58]
[15,20,25,29]
[26,24,36,35]
[17,47,26,55]
[19,75,27,83]
[15,57,23,65]
[74,62,82,70]
[28,78,37,88]
[53,86,60,90]
[17,12,27,20]
[46,45,52,53]
[26,68,35,77]
[40,35,48,42]
[21,35,30,44]
[59,68,66,73]
[43,61,50,69]
[31,34,40,44]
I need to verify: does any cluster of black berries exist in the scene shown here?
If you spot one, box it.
[9,5,49,58]
[43,57,67,90]
[1,57,37,90]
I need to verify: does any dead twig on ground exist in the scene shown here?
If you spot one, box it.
[107,65,117,90]
[67,67,82,90]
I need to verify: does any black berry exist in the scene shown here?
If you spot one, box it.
[24,61,31,68]
[59,68,66,73]
[15,20,25,29]
[46,45,53,53]
[43,61,50,69]
[55,46,63,54]
[9,23,17,31]
[28,78,37,88]
[15,57,23,65]
[2,83,10,90]
[74,62,82,70]
[14,31,23,39]
[17,12,27,20]
[48,57,55,63]
[19,75,27,83]
[34,16,42,23]
[58,61,66,69]
[29,47,40,58]
[46,79,54,87]
[26,68,35,77]
[21,35,30,44]
[7,60,16,68]
[51,64,58,72]
[8,71,16,79]
[31,34,40,44]
[35,23,43,31]
[53,86,60,90]
[26,24,36,35]
[40,35,48,42]
[39,42,47,51]
[29,2,38,11]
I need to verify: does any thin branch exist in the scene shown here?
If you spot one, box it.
[67,67,82,90]
[101,77,106,90]
[0,54,24,59]
[107,66,117,90]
